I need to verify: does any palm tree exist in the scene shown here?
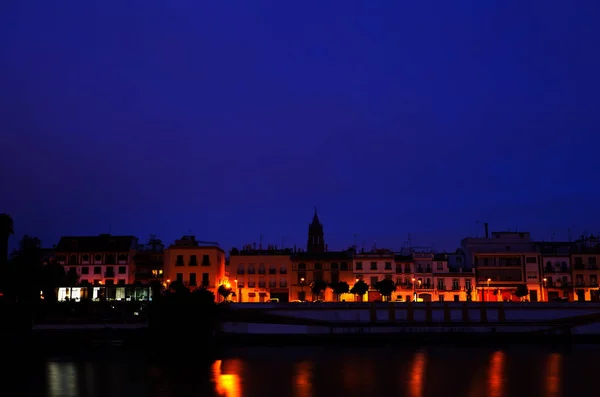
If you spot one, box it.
[0,214,14,279]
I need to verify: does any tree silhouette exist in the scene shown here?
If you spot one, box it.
[217,284,232,302]
[514,284,529,300]
[7,235,44,302]
[0,214,14,294]
[310,280,328,300]
[375,278,397,301]
[350,279,369,302]
[191,287,216,304]
[330,281,350,301]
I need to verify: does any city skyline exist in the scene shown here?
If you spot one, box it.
[3,210,598,254]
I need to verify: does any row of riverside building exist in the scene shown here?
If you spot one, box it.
[50,210,600,303]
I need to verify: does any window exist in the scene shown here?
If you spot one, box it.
[202,255,210,266]
[258,263,266,274]
[176,273,183,283]
[280,265,287,274]
[94,267,101,274]
[314,263,323,270]
[118,266,126,274]
[384,262,392,270]
[69,255,78,265]
[81,267,89,275]
[190,273,197,286]
[105,254,116,264]
[202,273,209,286]
[465,279,472,290]
[176,255,184,266]
[82,254,89,262]
[105,267,115,277]
[437,262,443,270]
[439,295,445,302]
[94,254,102,262]
[370,276,378,286]
[118,254,128,262]
[437,278,445,290]
[268,264,276,275]
[340,262,349,271]
[526,257,537,264]
[269,277,276,287]
[452,279,459,290]
[356,262,363,270]
[189,255,198,266]
[331,262,339,271]
[280,278,287,287]
[237,265,245,274]
[118,279,126,285]
[370,262,377,271]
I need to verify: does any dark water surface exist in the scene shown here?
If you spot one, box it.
[17,345,600,397]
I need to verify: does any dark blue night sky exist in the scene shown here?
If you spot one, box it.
[1,1,599,252]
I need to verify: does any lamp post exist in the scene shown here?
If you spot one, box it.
[542,277,547,302]
[300,277,305,301]
[485,278,491,302]
[234,279,239,303]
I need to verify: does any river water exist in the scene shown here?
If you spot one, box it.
[22,345,600,397]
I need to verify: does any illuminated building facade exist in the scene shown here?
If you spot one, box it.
[353,249,395,302]
[55,234,138,286]
[570,235,600,302]
[163,235,226,295]
[229,245,293,302]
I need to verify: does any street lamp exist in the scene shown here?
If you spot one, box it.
[542,278,547,302]
[300,277,305,301]
[486,278,491,302]
[234,279,239,303]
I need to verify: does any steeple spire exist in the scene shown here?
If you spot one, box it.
[312,206,320,225]
[307,207,325,252]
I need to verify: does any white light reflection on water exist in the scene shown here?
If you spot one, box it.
[47,361,78,397]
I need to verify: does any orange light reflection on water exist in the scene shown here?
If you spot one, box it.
[545,353,562,397]
[212,359,242,397]
[293,361,313,397]
[487,351,506,397]
[408,351,427,397]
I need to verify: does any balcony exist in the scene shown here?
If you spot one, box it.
[437,286,446,291]
[417,284,434,290]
